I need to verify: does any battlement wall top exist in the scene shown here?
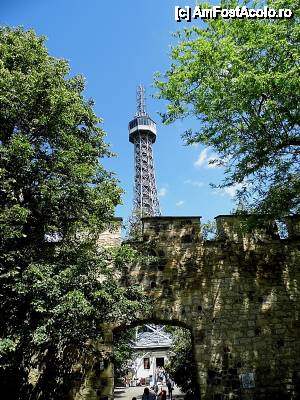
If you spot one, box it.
[215,215,280,242]
[95,215,300,245]
[141,216,202,242]
[142,216,201,229]
[140,214,300,242]
[142,216,202,220]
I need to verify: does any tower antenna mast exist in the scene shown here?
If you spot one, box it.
[128,85,160,217]
[136,84,147,117]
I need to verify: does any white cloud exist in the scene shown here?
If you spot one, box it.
[194,147,208,168]
[184,179,204,188]
[175,200,185,207]
[223,185,241,198]
[212,183,244,198]
[158,187,167,197]
[194,147,222,169]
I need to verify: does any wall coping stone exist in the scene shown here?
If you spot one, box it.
[142,216,201,220]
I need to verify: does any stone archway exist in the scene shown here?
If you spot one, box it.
[81,318,202,400]
[71,215,300,400]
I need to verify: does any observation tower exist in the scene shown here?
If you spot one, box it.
[128,85,160,216]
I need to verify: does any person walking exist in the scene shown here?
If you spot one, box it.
[166,378,174,400]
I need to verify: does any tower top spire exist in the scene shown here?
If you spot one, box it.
[136,84,147,117]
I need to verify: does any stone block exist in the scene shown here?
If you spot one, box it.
[285,215,300,239]
[215,214,279,243]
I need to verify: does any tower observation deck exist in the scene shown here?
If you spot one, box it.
[129,85,160,216]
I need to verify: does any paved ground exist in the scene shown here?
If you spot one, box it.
[114,385,185,400]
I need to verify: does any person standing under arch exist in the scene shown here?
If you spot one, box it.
[166,377,174,400]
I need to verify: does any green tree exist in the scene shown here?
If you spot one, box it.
[155,0,300,219]
[112,327,136,383]
[0,27,148,399]
[165,327,198,398]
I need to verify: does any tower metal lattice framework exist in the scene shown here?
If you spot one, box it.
[128,85,160,217]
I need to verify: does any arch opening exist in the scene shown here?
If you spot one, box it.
[112,319,201,400]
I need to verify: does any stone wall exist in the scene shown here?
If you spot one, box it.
[74,215,300,400]
[126,216,300,400]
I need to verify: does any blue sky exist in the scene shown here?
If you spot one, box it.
[1,0,238,223]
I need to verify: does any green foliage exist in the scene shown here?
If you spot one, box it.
[155,0,300,219]
[165,328,198,397]
[0,27,149,399]
[112,328,136,381]
[0,338,17,356]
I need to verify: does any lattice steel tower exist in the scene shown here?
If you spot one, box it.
[128,85,160,216]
